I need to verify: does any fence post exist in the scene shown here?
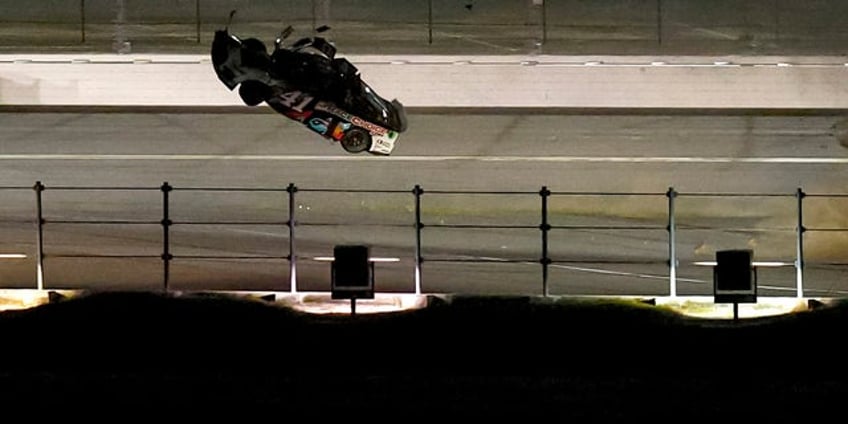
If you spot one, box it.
[413,184,423,295]
[80,0,86,43]
[541,0,547,46]
[195,0,201,43]
[33,181,45,290]
[656,0,663,46]
[795,187,805,298]
[287,183,298,294]
[161,182,172,292]
[666,186,677,297]
[540,186,551,297]
[311,0,317,34]
[427,0,433,45]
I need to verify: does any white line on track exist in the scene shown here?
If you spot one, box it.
[0,154,847,164]
[457,255,848,295]
[682,26,739,41]
[4,55,847,67]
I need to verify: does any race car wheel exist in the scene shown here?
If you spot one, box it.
[238,81,270,106]
[340,128,372,153]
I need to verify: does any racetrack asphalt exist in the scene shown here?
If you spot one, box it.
[3,9,848,417]
[0,290,846,418]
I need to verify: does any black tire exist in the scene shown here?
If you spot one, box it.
[340,128,372,153]
[238,81,270,106]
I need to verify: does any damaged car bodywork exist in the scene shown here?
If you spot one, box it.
[211,12,408,155]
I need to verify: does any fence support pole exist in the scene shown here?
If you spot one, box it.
[287,183,298,294]
[34,181,45,290]
[80,0,86,43]
[795,187,805,298]
[656,0,663,46]
[541,0,547,46]
[667,186,677,297]
[161,182,172,292]
[427,0,433,45]
[413,185,423,295]
[311,0,317,34]
[195,0,201,43]
[540,186,551,297]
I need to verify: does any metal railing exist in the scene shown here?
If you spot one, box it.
[1,181,846,297]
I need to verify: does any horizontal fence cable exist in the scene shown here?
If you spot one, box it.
[172,187,288,192]
[673,225,796,232]
[45,219,160,225]
[804,193,848,198]
[173,255,290,260]
[46,254,160,258]
[171,220,289,225]
[296,222,411,227]
[422,257,540,263]
[807,261,848,267]
[677,192,796,198]
[550,191,666,196]
[422,224,538,229]
[41,186,160,191]
[297,188,410,194]
[550,224,665,230]
[419,190,537,195]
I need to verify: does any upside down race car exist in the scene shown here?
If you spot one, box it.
[211,12,408,155]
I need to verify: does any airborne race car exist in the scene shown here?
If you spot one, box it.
[211,13,408,155]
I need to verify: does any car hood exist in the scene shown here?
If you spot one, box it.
[348,81,408,133]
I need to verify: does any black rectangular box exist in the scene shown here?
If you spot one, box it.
[331,245,374,299]
[714,249,757,304]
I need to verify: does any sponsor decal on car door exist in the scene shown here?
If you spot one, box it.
[307,116,331,134]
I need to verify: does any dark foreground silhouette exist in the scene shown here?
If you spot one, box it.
[0,291,845,417]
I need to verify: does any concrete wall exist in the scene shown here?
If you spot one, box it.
[2,54,848,109]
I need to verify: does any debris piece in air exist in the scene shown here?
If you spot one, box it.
[465,2,473,11]
[316,25,331,33]
[226,9,237,29]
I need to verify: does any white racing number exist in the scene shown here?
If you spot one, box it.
[277,91,314,112]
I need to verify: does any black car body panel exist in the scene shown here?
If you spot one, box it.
[211,24,407,155]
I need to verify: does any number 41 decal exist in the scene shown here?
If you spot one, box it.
[277,91,314,112]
